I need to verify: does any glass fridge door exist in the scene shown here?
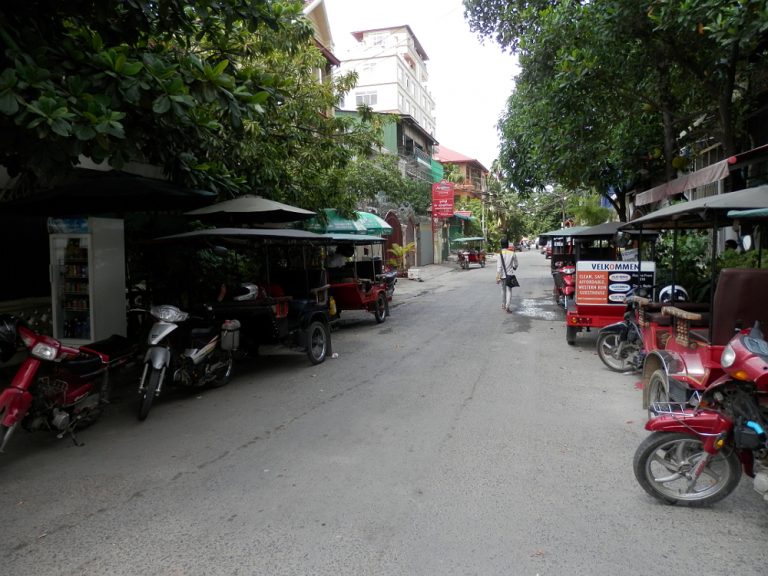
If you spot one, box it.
[52,235,91,341]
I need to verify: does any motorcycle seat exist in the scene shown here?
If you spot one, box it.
[62,354,105,375]
[79,335,135,363]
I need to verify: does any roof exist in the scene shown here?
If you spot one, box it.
[0,168,216,216]
[433,145,489,172]
[351,25,429,61]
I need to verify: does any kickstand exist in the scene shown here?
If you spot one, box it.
[57,427,85,447]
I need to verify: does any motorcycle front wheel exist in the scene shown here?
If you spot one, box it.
[137,365,163,421]
[633,431,741,506]
[596,332,637,372]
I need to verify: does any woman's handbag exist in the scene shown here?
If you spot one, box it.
[500,251,520,288]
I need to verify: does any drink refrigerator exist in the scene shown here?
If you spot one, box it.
[49,217,127,346]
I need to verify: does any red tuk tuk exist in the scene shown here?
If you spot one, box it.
[325,234,394,324]
[452,237,487,269]
[618,185,768,408]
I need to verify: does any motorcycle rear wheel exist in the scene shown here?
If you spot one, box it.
[137,365,162,421]
[207,350,233,388]
[633,431,741,506]
[596,332,637,372]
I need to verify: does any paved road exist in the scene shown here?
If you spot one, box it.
[1,250,766,576]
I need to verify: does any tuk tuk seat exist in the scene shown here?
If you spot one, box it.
[663,269,768,347]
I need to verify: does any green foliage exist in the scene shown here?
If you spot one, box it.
[654,231,712,301]
[716,248,768,272]
[387,241,416,272]
[0,0,381,210]
[338,153,431,214]
[465,0,768,219]
[567,192,611,226]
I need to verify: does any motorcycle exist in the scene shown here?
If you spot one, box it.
[137,304,239,421]
[0,314,136,451]
[596,285,688,373]
[633,321,768,506]
[552,263,576,308]
[379,265,398,300]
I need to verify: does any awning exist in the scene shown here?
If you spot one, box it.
[452,212,476,221]
[728,207,768,219]
[305,209,392,235]
[305,209,367,234]
[635,160,729,206]
[354,211,392,236]
[634,143,768,207]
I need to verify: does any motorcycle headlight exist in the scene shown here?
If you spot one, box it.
[31,342,58,361]
[720,344,736,368]
[150,305,189,323]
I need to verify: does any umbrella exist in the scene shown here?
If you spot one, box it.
[185,194,316,224]
[355,211,392,236]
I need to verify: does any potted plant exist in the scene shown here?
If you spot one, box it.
[387,242,416,277]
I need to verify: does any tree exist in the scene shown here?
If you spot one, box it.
[464,0,768,217]
[0,0,381,210]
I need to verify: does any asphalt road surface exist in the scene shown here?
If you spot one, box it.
[1,249,766,576]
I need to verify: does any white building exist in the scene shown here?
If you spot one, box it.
[336,25,436,138]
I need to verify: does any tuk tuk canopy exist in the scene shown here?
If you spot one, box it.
[621,185,768,230]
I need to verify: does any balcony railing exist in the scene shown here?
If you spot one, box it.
[397,146,432,167]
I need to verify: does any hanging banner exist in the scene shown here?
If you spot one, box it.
[431,180,455,218]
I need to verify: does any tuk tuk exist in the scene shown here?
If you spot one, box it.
[618,184,768,408]
[541,223,658,345]
[452,237,487,269]
[325,233,394,324]
[150,227,335,364]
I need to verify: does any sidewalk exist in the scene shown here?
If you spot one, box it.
[390,262,459,306]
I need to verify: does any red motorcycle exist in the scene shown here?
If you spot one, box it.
[0,314,135,451]
[552,263,576,308]
[633,321,768,506]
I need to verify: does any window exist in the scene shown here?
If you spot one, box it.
[355,91,378,106]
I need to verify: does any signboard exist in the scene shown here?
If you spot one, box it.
[431,180,455,218]
[455,210,472,218]
[575,261,655,306]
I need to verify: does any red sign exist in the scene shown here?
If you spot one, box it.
[431,180,455,218]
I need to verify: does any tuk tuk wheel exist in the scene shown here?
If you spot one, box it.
[566,326,577,345]
[374,292,387,323]
[306,321,329,365]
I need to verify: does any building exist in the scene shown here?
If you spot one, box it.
[432,145,489,199]
[336,25,436,138]
[303,0,340,86]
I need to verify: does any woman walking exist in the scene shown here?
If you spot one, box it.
[496,238,519,313]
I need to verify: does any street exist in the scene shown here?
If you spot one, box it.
[1,250,767,576]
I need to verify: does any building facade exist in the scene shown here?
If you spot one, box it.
[336,25,436,138]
